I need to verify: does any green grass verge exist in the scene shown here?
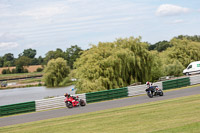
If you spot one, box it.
[0,72,43,80]
[0,94,200,133]
[16,78,42,84]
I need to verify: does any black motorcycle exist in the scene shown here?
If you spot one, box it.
[145,86,164,98]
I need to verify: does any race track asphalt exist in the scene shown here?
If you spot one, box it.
[0,85,200,127]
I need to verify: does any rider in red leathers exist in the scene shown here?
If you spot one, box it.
[64,93,79,106]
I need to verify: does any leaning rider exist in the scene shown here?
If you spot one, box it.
[146,81,151,89]
[146,81,154,93]
[64,93,70,98]
[64,93,78,101]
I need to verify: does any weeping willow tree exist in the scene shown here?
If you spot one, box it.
[149,51,164,81]
[158,38,200,76]
[74,37,156,93]
[167,38,200,67]
[43,58,70,87]
[164,60,184,76]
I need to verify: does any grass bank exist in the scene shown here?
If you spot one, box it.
[0,76,44,89]
[0,72,43,80]
[0,94,200,133]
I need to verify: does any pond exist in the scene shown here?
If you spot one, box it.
[0,85,75,106]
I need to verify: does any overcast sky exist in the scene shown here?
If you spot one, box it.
[0,0,200,57]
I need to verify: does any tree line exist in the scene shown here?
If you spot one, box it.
[42,35,200,93]
[1,35,200,93]
[0,45,83,74]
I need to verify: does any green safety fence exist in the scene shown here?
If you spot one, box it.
[162,77,190,90]
[0,101,36,117]
[86,87,128,103]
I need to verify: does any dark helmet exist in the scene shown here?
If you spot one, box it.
[64,93,68,97]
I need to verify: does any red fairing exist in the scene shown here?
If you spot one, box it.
[64,96,79,107]
[64,95,86,108]
[64,97,68,102]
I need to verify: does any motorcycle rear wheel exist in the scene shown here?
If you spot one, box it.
[80,99,86,106]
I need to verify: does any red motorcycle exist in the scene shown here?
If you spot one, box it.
[64,93,86,108]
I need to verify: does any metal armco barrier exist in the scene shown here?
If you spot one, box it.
[86,87,128,103]
[128,84,146,96]
[36,96,66,112]
[162,77,190,90]
[0,101,35,116]
[154,81,163,90]
[190,75,200,85]
[128,81,163,97]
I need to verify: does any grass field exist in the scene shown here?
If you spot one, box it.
[16,78,42,84]
[0,72,43,89]
[0,94,199,133]
[0,65,42,75]
[0,72,43,80]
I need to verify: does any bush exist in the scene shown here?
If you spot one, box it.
[38,82,42,86]
[2,69,7,74]
[164,60,184,77]
[36,67,43,72]
[6,69,11,74]
[23,69,29,73]
[15,65,23,73]
[12,68,16,74]
[1,69,11,74]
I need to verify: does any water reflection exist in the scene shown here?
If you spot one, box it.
[0,85,75,106]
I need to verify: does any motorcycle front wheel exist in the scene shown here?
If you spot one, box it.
[147,91,153,98]
[66,102,73,108]
[159,90,164,96]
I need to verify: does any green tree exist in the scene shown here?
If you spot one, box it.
[164,60,184,76]
[15,56,31,73]
[3,53,15,66]
[3,53,14,61]
[44,48,65,64]
[149,41,172,52]
[19,48,37,58]
[30,58,39,65]
[19,49,43,65]
[150,51,164,81]
[0,57,4,67]
[3,61,12,67]
[74,37,155,93]
[66,45,83,69]
[38,56,44,65]
[148,43,156,51]
[43,58,70,87]
[158,38,200,77]
[167,38,200,67]
[176,35,200,42]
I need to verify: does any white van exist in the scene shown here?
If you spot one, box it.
[183,61,200,75]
